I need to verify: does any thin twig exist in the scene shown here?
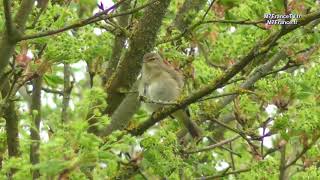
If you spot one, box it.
[211,117,261,157]
[202,19,265,25]
[198,92,240,102]
[206,136,242,157]
[41,87,63,95]
[184,135,240,154]
[196,168,251,179]
[19,0,158,41]
[210,118,245,136]
[27,5,47,29]
[157,19,265,45]
[263,146,282,158]
[128,0,138,27]
[201,0,216,21]
[284,135,320,168]
[263,63,301,76]
[261,125,265,158]
[197,41,227,70]
[138,169,148,180]
[229,142,237,178]
[104,19,131,37]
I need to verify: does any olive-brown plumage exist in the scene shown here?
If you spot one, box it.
[139,52,201,138]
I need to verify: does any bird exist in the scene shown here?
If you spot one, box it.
[138,52,201,138]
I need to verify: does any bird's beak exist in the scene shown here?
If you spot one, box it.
[148,58,156,62]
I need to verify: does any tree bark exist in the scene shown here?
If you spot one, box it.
[103,1,131,85]
[105,0,171,115]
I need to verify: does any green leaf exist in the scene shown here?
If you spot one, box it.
[43,74,64,88]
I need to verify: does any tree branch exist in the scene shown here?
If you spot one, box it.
[284,135,320,169]
[157,19,265,45]
[184,135,240,154]
[42,87,63,96]
[196,168,251,180]
[19,0,159,41]
[103,0,131,84]
[3,0,14,35]
[201,0,216,21]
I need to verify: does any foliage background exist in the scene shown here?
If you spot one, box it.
[0,0,319,179]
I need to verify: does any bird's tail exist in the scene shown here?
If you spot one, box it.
[173,109,202,138]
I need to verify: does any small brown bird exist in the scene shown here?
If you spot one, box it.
[139,52,201,138]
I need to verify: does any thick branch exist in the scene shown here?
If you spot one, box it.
[201,0,215,21]
[0,81,20,177]
[3,0,14,35]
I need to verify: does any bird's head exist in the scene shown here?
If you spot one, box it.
[143,52,162,64]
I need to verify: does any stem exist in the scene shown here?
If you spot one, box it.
[279,145,287,180]
[61,63,71,123]
[30,76,42,179]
